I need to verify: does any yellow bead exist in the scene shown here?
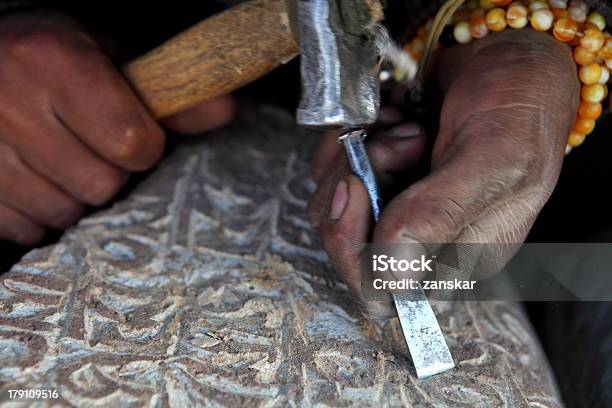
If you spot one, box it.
[599,66,610,84]
[479,0,496,10]
[573,117,596,134]
[581,28,606,53]
[507,3,529,28]
[568,0,588,23]
[529,0,549,12]
[587,11,607,31]
[454,21,473,44]
[606,59,612,70]
[574,46,596,66]
[470,15,490,38]
[553,18,578,42]
[486,8,507,31]
[598,37,612,59]
[578,101,603,119]
[550,0,568,9]
[579,63,603,84]
[568,132,586,147]
[530,9,554,31]
[582,83,606,102]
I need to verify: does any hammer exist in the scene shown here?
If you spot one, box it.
[124,0,454,379]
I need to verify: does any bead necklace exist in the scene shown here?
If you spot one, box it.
[402,0,610,153]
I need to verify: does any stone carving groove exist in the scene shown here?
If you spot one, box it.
[0,107,562,407]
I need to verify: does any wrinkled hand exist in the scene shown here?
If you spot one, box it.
[309,29,579,319]
[0,11,234,244]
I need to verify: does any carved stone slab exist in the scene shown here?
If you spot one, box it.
[0,108,562,407]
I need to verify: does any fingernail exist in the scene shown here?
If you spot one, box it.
[386,123,422,138]
[378,106,403,125]
[329,180,348,221]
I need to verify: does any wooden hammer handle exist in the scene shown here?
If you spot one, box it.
[123,0,298,119]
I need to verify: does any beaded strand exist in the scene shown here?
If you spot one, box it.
[402,0,610,153]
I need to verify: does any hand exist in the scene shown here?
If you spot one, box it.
[309,29,579,319]
[0,11,234,245]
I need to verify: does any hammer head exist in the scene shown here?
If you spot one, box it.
[290,0,382,129]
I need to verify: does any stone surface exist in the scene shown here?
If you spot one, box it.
[0,107,562,407]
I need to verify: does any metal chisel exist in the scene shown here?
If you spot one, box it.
[340,130,455,379]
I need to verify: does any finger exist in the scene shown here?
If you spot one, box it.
[2,118,129,206]
[373,125,537,247]
[308,125,426,228]
[310,130,343,185]
[162,95,236,135]
[449,192,544,279]
[51,48,165,171]
[0,203,45,245]
[0,142,83,229]
[377,106,404,126]
[317,175,395,320]
[368,123,426,186]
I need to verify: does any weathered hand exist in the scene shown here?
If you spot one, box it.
[309,29,579,319]
[0,11,234,244]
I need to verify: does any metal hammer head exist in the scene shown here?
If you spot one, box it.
[290,0,381,129]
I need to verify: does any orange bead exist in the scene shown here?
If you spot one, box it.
[471,8,486,18]
[552,9,570,20]
[404,43,421,59]
[553,18,578,41]
[479,0,496,10]
[582,83,606,102]
[529,0,550,12]
[574,46,596,66]
[453,8,471,23]
[491,0,512,5]
[579,63,603,84]
[411,37,425,54]
[486,8,507,31]
[568,0,589,23]
[568,132,586,147]
[550,0,568,9]
[598,38,612,59]
[578,101,603,119]
[507,3,529,28]
[581,28,606,52]
[573,117,596,134]
[530,9,554,31]
[470,15,490,38]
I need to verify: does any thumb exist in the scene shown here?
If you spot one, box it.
[317,175,396,321]
[373,139,515,247]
